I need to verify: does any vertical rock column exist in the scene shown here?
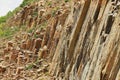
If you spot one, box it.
[50,0,120,80]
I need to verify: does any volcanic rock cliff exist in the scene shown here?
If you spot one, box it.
[0,0,120,80]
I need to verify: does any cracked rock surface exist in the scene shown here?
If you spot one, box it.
[0,0,120,80]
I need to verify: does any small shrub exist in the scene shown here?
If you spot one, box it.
[25,63,34,70]
[27,27,36,33]
[0,26,20,38]
[32,12,38,17]
[20,0,34,7]
[51,7,60,17]
[64,0,70,2]
[34,34,39,38]
[47,1,52,6]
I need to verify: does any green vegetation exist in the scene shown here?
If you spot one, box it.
[0,26,20,38]
[47,1,52,6]
[25,63,34,70]
[51,7,60,17]
[64,0,70,2]
[0,11,13,24]
[0,5,23,25]
[34,34,38,38]
[0,0,39,25]
[27,27,36,33]
[20,0,34,7]
[25,59,40,70]
[0,0,41,38]
[0,0,43,25]
[20,0,40,7]
[32,11,38,17]
[0,24,26,38]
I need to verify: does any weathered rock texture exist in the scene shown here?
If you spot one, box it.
[0,0,71,79]
[49,0,120,80]
[1,0,120,80]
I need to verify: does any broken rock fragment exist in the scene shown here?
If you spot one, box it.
[0,66,6,73]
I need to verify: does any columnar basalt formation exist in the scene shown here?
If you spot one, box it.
[0,0,120,80]
[49,0,120,80]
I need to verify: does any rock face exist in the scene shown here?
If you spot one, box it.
[1,0,120,80]
[49,0,120,80]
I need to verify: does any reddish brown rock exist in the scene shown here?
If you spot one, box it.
[4,55,10,62]
[7,41,14,47]
[38,45,48,59]
[21,43,27,50]
[24,50,33,63]
[35,29,40,35]
[16,67,24,74]
[47,18,58,49]
[30,38,35,51]
[9,50,19,63]
[3,48,9,54]
[41,26,50,47]
[10,54,18,63]
[33,38,42,53]
[17,55,25,65]
[0,66,6,73]
[39,9,45,16]
[26,39,32,50]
